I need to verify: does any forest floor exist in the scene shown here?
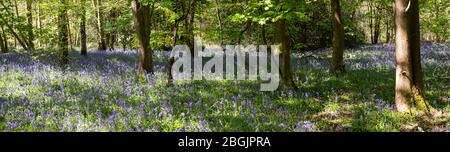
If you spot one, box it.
[0,44,449,132]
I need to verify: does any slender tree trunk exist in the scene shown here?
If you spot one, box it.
[186,0,196,55]
[1,26,7,53]
[132,0,154,74]
[262,24,267,44]
[0,29,6,53]
[259,6,268,45]
[391,2,396,43]
[167,1,183,84]
[59,0,69,68]
[93,0,107,51]
[108,8,118,51]
[167,18,180,85]
[80,0,87,56]
[0,12,31,51]
[331,0,345,74]
[13,0,19,48]
[26,0,35,50]
[369,2,374,44]
[276,19,297,91]
[237,21,251,44]
[122,33,128,51]
[394,0,434,113]
[68,20,73,49]
[37,0,42,48]
[215,0,223,45]
[374,6,381,44]
[386,8,391,44]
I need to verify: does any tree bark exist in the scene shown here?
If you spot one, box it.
[394,0,433,112]
[93,0,107,51]
[369,2,374,44]
[183,0,196,55]
[13,0,19,48]
[373,5,381,44]
[386,9,390,43]
[276,19,297,91]
[80,0,87,56]
[331,0,345,75]
[26,0,35,50]
[0,29,6,53]
[108,8,118,51]
[215,0,223,45]
[59,0,69,68]
[37,0,42,47]
[259,6,267,45]
[132,0,154,74]
[386,6,394,44]
[0,26,7,53]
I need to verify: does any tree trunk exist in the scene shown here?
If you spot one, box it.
[37,0,42,48]
[167,1,184,84]
[259,6,267,45]
[1,26,7,53]
[215,0,223,45]
[132,0,154,74]
[183,0,196,55]
[59,0,69,68]
[167,19,180,85]
[331,0,345,75]
[80,0,87,56]
[276,19,297,91]
[0,29,6,53]
[373,6,381,44]
[0,9,31,52]
[93,0,107,51]
[237,21,251,44]
[122,33,128,51]
[13,0,19,48]
[369,2,374,44]
[391,2,396,43]
[108,8,118,51]
[262,24,267,44]
[26,0,35,50]
[386,8,390,44]
[394,0,433,113]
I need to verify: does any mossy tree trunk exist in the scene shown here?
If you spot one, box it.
[394,0,434,113]
[330,0,345,75]
[132,0,154,74]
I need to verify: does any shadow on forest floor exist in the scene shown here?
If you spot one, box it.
[0,46,449,132]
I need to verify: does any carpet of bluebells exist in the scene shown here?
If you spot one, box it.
[0,44,449,132]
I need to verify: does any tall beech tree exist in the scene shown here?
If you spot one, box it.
[58,0,69,67]
[276,19,297,90]
[330,0,345,74]
[80,0,87,56]
[394,0,434,113]
[131,0,155,74]
[26,0,35,50]
[93,0,107,51]
[0,27,6,53]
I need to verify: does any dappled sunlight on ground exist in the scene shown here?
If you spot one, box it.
[0,44,449,132]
